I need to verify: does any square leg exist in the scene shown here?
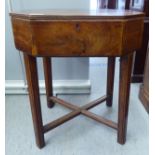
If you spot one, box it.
[43,57,55,108]
[117,53,133,144]
[106,57,115,107]
[24,54,45,148]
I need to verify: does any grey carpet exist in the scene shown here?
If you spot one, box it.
[6,58,148,155]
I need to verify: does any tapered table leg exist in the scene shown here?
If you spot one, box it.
[43,57,55,108]
[24,54,45,148]
[117,53,133,144]
[106,57,115,107]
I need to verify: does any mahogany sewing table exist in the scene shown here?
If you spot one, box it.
[10,9,144,148]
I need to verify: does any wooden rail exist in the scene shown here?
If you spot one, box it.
[43,95,117,133]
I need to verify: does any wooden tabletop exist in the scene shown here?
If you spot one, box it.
[10,9,144,20]
[10,9,144,57]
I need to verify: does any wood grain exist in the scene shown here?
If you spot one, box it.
[43,57,55,108]
[11,18,32,55]
[10,10,144,57]
[24,54,45,148]
[10,9,144,20]
[31,21,123,56]
[81,110,117,130]
[106,57,115,107]
[117,53,133,144]
[45,95,117,131]
[43,110,81,133]
[122,18,144,54]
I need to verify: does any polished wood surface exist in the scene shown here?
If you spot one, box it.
[43,95,118,133]
[10,9,144,19]
[118,53,133,144]
[43,57,55,108]
[106,57,115,107]
[10,10,144,57]
[24,54,45,148]
[10,9,144,148]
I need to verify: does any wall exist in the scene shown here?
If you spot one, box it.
[5,0,91,94]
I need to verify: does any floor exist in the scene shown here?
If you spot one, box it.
[6,58,149,155]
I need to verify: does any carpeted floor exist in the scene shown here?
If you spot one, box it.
[5,58,149,155]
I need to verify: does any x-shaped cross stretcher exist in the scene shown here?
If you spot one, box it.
[43,95,118,133]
